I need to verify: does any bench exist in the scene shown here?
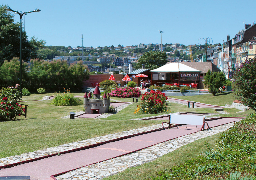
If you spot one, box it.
[162,113,210,131]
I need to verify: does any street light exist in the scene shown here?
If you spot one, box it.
[6,6,41,97]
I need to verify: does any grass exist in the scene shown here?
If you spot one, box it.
[0,93,167,158]
[171,92,236,106]
[0,91,254,179]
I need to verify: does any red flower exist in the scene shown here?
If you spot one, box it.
[2,97,7,101]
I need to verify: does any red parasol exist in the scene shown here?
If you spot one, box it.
[122,74,131,82]
[109,74,115,81]
[135,74,148,77]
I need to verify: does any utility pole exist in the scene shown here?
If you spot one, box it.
[160,30,163,52]
[200,37,212,62]
[82,34,84,61]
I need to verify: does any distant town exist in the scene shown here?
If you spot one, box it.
[47,23,256,79]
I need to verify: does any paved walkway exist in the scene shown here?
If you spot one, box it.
[0,98,244,180]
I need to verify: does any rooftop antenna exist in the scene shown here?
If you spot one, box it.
[82,34,84,61]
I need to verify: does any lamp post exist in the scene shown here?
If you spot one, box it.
[6,6,41,97]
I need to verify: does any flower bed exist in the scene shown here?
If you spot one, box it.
[109,87,141,98]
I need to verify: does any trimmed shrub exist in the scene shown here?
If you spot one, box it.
[0,87,24,121]
[37,88,46,94]
[203,70,226,96]
[180,86,190,93]
[22,88,31,96]
[127,81,137,88]
[99,80,117,90]
[109,87,141,98]
[52,89,82,106]
[139,90,168,114]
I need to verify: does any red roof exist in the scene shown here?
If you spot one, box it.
[84,92,88,98]
[93,85,100,95]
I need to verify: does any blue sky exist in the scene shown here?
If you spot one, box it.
[2,0,256,48]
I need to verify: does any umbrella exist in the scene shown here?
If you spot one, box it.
[109,74,115,81]
[135,74,148,77]
[122,74,131,82]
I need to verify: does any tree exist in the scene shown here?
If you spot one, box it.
[203,70,226,96]
[174,50,180,57]
[29,36,46,59]
[0,5,32,64]
[136,51,167,70]
[233,58,256,111]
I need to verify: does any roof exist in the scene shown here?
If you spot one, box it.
[129,69,149,75]
[93,85,100,95]
[181,62,220,74]
[150,63,200,73]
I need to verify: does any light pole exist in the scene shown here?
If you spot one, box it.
[159,30,163,52]
[6,6,41,97]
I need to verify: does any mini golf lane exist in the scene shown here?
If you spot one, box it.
[0,117,242,180]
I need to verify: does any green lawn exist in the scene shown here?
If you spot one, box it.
[0,92,253,179]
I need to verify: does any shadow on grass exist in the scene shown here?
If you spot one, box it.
[215,92,232,96]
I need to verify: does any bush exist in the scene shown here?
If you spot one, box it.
[0,87,24,121]
[37,88,46,94]
[109,87,141,98]
[233,58,256,111]
[180,86,190,93]
[22,88,31,96]
[138,90,168,114]
[203,70,226,96]
[99,80,117,90]
[52,89,82,106]
[127,81,137,88]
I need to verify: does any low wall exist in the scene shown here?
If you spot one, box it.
[83,74,125,88]
[163,90,210,96]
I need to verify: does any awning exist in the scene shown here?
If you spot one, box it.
[150,63,201,73]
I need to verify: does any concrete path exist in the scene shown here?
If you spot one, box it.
[0,116,242,180]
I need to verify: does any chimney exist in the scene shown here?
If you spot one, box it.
[245,24,251,30]
[227,35,230,41]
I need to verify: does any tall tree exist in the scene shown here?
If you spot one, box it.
[0,5,32,64]
[136,51,167,70]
